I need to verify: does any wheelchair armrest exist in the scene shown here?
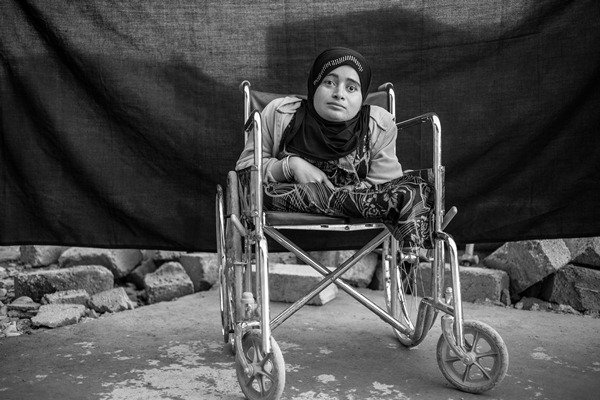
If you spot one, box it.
[396,112,439,130]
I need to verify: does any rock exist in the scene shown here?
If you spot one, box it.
[563,237,600,269]
[127,257,158,289]
[144,262,194,304]
[269,252,298,265]
[416,263,509,303]
[59,247,142,279]
[31,304,87,328]
[179,253,219,292]
[514,296,553,312]
[20,245,68,267]
[543,264,600,312]
[2,321,20,337]
[146,250,185,263]
[14,265,114,302]
[310,250,378,288]
[7,296,41,317]
[42,289,90,306]
[267,263,338,306]
[88,287,136,313]
[483,240,570,297]
[0,246,20,262]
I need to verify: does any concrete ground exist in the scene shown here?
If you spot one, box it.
[0,288,599,400]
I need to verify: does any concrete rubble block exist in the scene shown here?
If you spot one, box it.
[179,253,219,292]
[14,265,114,302]
[543,264,600,312]
[31,304,87,328]
[42,289,90,306]
[144,262,194,304]
[267,263,337,306]
[58,247,143,279]
[483,239,571,295]
[88,287,136,313]
[563,237,600,269]
[416,262,510,303]
[309,250,378,288]
[148,250,186,263]
[7,296,41,318]
[268,252,298,265]
[20,245,68,267]
[0,246,21,262]
[127,258,158,289]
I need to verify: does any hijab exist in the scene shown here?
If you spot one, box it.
[281,47,372,162]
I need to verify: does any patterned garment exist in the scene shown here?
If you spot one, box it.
[263,174,434,248]
[239,126,435,247]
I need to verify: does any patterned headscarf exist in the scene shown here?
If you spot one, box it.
[307,47,372,101]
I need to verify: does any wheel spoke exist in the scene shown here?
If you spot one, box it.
[472,360,493,380]
[461,364,472,383]
[476,349,499,359]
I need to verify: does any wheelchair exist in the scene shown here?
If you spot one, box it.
[215,80,509,399]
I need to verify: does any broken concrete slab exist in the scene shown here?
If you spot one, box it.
[7,296,41,318]
[14,265,114,302]
[31,303,87,328]
[127,257,158,289]
[543,264,600,312]
[483,239,570,296]
[179,253,218,292]
[563,237,600,269]
[309,250,378,288]
[269,252,298,265]
[58,247,142,279]
[20,245,68,267]
[144,262,194,304]
[267,263,338,306]
[42,289,90,306]
[88,287,136,313]
[417,262,510,304]
[0,246,21,262]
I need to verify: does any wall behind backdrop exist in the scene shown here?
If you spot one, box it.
[1,0,599,251]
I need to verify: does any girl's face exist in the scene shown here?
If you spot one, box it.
[313,65,363,122]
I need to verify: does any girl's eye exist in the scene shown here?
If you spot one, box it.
[347,85,358,92]
[324,79,335,86]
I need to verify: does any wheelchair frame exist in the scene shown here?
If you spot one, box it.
[216,81,508,399]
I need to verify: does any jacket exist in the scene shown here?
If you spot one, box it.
[235,96,403,187]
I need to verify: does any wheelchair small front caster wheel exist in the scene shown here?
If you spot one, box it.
[235,330,285,400]
[436,320,508,393]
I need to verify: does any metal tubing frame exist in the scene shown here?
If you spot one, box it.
[397,113,466,349]
[266,227,413,336]
[248,109,273,354]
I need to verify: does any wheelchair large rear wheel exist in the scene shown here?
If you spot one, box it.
[384,242,431,347]
[236,330,285,400]
[436,320,509,393]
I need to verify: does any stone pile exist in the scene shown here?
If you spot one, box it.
[0,246,218,338]
[2,236,599,338]
[483,237,600,315]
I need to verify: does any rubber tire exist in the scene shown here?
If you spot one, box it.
[436,320,509,393]
[235,330,285,400]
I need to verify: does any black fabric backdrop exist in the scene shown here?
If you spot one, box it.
[1,0,599,251]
